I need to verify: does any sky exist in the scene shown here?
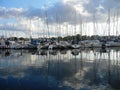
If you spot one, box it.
[0,0,120,38]
[0,0,58,8]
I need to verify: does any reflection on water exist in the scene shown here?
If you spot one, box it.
[0,48,120,90]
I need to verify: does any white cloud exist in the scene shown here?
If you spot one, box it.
[0,0,120,37]
[0,7,24,19]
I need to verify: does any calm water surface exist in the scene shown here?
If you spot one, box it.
[0,48,120,90]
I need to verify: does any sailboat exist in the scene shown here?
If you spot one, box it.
[0,37,6,49]
[91,13,102,48]
[105,9,120,47]
[71,10,81,49]
[37,7,50,50]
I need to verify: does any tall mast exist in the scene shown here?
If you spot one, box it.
[79,13,82,41]
[74,9,77,43]
[55,12,59,41]
[108,9,111,38]
[44,5,50,39]
[93,13,96,36]
[29,19,32,42]
[116,10,118,37]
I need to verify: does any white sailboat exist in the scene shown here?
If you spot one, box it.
[71,10,81,49]
[105,9,120,47]
[0,38,6,48]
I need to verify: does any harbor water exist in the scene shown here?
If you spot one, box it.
[0,48,120,90]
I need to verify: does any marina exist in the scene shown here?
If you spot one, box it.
[1,36,120,50]
[0,0,120,89]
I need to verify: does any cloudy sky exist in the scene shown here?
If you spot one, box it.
[0,0,120,38]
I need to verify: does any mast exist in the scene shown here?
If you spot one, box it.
[116,10,118,37]
[93,12,96,36]
[108,9,111,40]
[74,9,77,44]
[79,13,82,41]
[55,12,59,42]
[58,15,61,42]
[44,5,50,39]
[29,19,32,42]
